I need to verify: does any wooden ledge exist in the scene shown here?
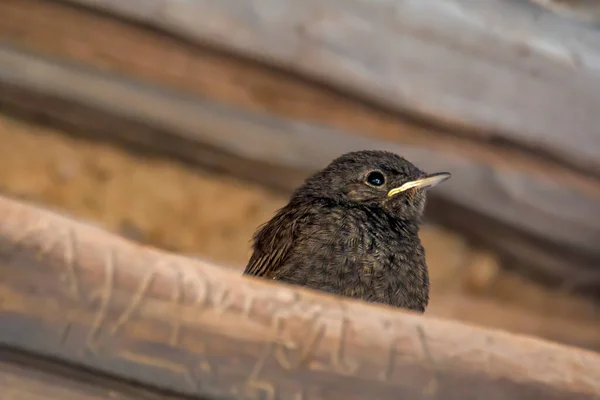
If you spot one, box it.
[0,196,599,399]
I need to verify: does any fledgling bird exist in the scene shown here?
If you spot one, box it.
[243,150,450,312]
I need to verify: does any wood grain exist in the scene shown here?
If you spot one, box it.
[0,348,185,400]
[3,0,600,282]
[1,44,599,283]
[1,113,600,355]
[427,294,600,353]
[56,0,600,176]
[0,195,599,400]
[530,0,600,24]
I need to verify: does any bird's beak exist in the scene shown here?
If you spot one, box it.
[387,172,451,197]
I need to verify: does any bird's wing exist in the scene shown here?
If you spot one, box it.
[243,211,296,278]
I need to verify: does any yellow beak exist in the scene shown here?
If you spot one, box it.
[387,172,451,197]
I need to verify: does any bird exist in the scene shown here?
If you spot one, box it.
[243,150,451,313]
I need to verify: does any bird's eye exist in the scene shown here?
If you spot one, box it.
[366,171,386,187]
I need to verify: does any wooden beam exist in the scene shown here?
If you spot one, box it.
[0,195,599,400]
[0,349,185,400]
[58,0,600,176]
[427,293,600,353]
[1,44,599,283]
[529,0,600,24]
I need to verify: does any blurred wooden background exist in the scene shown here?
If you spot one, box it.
[0,0,599,398]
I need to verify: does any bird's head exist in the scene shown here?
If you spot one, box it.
[295,150,451,220]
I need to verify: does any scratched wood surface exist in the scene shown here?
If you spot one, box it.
[1,197,600,400]
[1,113,599,355]
[1,0,600,282]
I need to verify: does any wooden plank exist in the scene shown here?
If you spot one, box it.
[57,0,600,176]
[2,114,600,355]
[2,0,600,281]
[1,44,600,283]
[0,348,184,400]
[427,294,600,353]
[530,0,600,24]
[0,195,599,400]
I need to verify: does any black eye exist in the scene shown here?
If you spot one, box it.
[366,171,386,187]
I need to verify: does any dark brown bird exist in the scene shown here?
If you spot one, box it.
[243,150,450,312]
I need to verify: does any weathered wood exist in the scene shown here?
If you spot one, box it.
[530,0,600,24]
[0,348,185,400]
[2,113,600,356]
[427,293,600,353]
[56,0,600,176]
[3,0,600,283]
[1,44,600,284]
[0,195,599,400]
